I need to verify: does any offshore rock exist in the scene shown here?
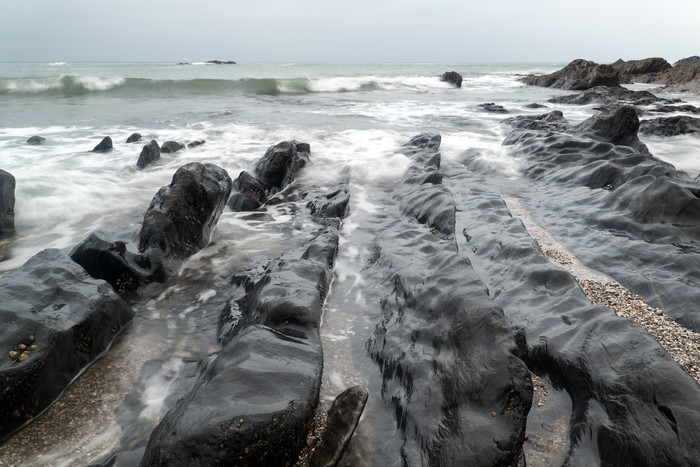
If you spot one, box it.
[136,140,160,169]
[72,163,232,292]
[92,136,113,153]
[126,133,142,143]
[186,140,205,148]
[639,115,700,136]
[478,102,508,113]
[634,56,700,92]
[548,85,667,106]
[309,386,368,467]
[611,57,672,82]
[521,59,621,90]
[0,249,133,440]
[440,71,463,88]
[254,140,310,193]
[0,169,15,236]
[502,110,570,132]
[160,141,185,154]
[207,60,236,65]
[26,136,45,145]
[227,171,269,211]
[141,216,341,466]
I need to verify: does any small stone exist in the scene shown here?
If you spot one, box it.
[18,352,29,361]
[491,411,497,417]
[8,351,18,360]
[28,335,35,342]
[12,410,20,418]
[18,344,27,351]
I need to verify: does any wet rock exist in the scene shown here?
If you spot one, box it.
[639,115,700,136]
[524,103,547,108]
[440,71,463,88]
[502,110,570,132]
[633,56,700,92]
[548,85,667,106]
[611,57,672,82]
[136,140,160,169]
[91,136,113,153]
[571,105,650,153]
[0,249,133,440]
[186,140,205,148]
[26,136,45,145]
[307,187,350,220]
[125,133,142,143]
[309,386,368,467]
[522,59,621,90]
[254,141,310,193]
[227,171,269,211]
[649,104,700,114]
[478,102,508,113]
[160,141,185,154]
[207,60,236,65]
[0,169,15,236]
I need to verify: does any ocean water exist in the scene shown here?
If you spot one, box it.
[1,61,700,465]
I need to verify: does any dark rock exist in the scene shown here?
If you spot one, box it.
[478,102,508,113]
[126,133,142,143]
[639,115,700,136]
[502,110,570,132]
[136,140,160,169]
[633,56,700,93]
[0,169,15,236]
[226,171,268,211]
[524,103,547,108]
[206,60,237,65]
[440,71,463,88]
[0,249,133,440]
[309,386,368,467]
[141,222,340,466]
[92,136,113,153]
[186,140,205,148]
[254,141,310,193]
[611,57,672,82]
[159,141,185,154]
[649,104,700,114]
[571,106,649,153]
[307,188,350,220]
[72,163,232,292]
[521,59,621,90]
[26,136,45,145]
[548,85,667,106]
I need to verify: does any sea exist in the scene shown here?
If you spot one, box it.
[1,61,699,465]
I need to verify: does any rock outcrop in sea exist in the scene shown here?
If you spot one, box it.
[521,59,620,90]
[0,170,15,236]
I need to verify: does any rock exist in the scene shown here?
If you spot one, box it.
[0,249,133,440]
[632,56,700,93]
[160,141,185,154]
[502,110,570,132]
[136,140,160,169]
[307,187,351,220]
[0,169,15,236]
[309,386,368,467]
[91,136,113,153]
[72,163,232,292]
[524,103,547,109]
[440,71,463,88]
[226,171,268,211]
[521,59,621,90]
[26,136,45,145]
[206,60,236,65]
[186,140,205,148]
[254,141,310,193]
[611,57,672,82]
[126,133,142,143]
[572,106,649,153]
[478,102,508,113]
[547,85,667,106]
[639,115,700,136]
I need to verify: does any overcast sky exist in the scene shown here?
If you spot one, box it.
[2,0,698,63]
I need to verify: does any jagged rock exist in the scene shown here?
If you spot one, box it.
[26,136,45,145]
[502,110,570,132]
[0,169,15,236]
[136,140,160,169]
[478,102,508,113]
[612,57,672,82]
[639,115,700,136]
[440,71,463,88]
[307,187,350,220]
[126,133,142,143]
[227,171,268,211]
[521,59,621,90]
[309,386,368,467]
[160,141,185,154]
[92,136,113,153]
[548,85,667,106]
[254,141,310,193]
[0,249,133,440]
[571,106,649,153]
[632,56,700,93]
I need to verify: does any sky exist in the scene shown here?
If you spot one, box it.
[1,0,698,63]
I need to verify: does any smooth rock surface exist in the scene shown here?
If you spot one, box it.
[136,140,160,169]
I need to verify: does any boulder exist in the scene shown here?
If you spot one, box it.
[92,136,113,153]
[478,102,508,113]
[639,115,700,136]
[126,133,142,143]
[226,171,268,211]
[160,141,185,154]
[0,169,15,236]
[254,141,310,193]
[521,59,621,90]
[611,57,672,82]
[307,187,350,220]
[26,136,45,145]
[0,249,133,440]
[186,140,205,148]
[571,105,649,153]
[309,386,368,467]
[136,140,160,169]
[440,71,463,88]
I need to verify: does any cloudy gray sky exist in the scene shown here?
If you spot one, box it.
[2,0,698,63]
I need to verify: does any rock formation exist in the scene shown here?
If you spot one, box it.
[0,170,15,236]
[522,59,621,90]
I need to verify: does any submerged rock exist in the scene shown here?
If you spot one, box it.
[548,85,667,106]
[478,102,508,113]
[0,169,15,236]
[136,140,160,169]
[522,59,621,90]
[160,141,185,154]
[440,71,463,88]
[640,115,700,136]
[26,136,45,145]
[126,133,142,143]
[186,140,205,148]
[0,249,133,440]
[92,136,113,153]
